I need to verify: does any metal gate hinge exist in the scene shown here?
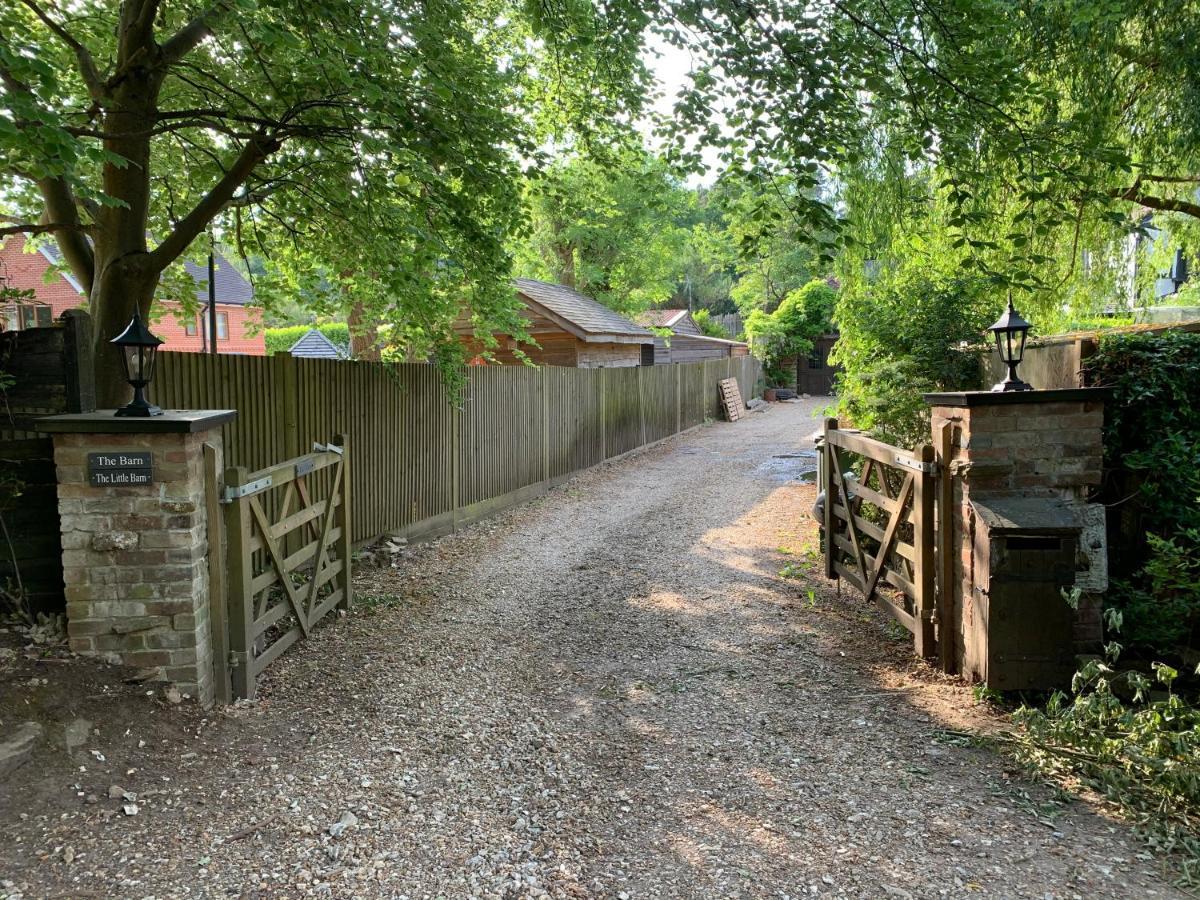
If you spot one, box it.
[221,475,272,503]
[312,441,344,455]
[892,453,936,475]
[229,651,250,667]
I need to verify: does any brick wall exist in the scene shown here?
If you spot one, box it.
[929,394,1107,673]
[150,302,265,356]
[52,430,218,705]
[0,235,85,320]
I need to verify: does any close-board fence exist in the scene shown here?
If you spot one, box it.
[152,354,762,546]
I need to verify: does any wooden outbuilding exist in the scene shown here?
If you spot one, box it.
[456,279,655,367]
[636,308,752,365]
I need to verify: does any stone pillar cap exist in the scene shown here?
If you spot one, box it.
[36,409,237,434]
[923,388,1110,408]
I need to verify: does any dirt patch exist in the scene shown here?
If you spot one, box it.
[0,400,1186,898]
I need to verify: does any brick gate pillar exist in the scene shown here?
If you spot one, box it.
[923,389,1110,681]
[36,411,235,707]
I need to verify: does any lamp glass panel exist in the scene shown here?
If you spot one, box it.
[122,345,140,382]
[142,344,157,382]
[1012,328,1027,363]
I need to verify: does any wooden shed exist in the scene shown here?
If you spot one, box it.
[636,308,751,365]
[456,279,655,368]
[779,332,840,394]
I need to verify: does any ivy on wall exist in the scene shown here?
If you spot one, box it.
[1084,330,1200,652]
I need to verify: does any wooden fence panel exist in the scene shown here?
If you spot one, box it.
[641,364,678,445]
[603,367,643,458]
[154,352,760,545]
[680,362,707,429]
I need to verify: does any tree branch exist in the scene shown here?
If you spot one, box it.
[18,0,105,100]
[1116,190,1200,220]
[38,177,95,293]
[0,221,87,238]
[160,1,233,66]
[147,132,281,271]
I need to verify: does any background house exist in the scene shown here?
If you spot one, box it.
[636,308,751,365]
[456,278,655,367]
[0,235,265,355]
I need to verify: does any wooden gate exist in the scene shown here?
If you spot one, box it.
[821,418,954,671]
[216,435,352,701]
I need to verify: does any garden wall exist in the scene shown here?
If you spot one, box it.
[0,311,94,616]
[979,321,1200,390]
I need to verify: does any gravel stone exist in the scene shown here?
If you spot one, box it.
[0,400,1185,898]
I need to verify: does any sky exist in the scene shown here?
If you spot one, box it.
[641,34,724,184]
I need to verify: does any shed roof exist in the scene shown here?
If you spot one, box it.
[289,329,349,359]
[513,279,652,343]
[636,308,690,328]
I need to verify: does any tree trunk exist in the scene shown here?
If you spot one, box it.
[90,256,158,409]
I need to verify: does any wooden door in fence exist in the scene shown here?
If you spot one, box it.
[218,435,352,701]
[821,418,951,668]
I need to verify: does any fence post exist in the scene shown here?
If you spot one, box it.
[542,369,550,483]
[676,363,682,434]
[913,443,937,660]
[823,417,838,581]
[451,371,462,526]
[638,367,647,447]
[335,431,353,610]
[60,309,95,413]
[274,352,300,461]
[224,465,255,700]
[936,421,956,673]
[599,368,607,460]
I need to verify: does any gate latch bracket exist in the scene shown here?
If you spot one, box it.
[221,475,272,502]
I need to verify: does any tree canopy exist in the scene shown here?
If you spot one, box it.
[4,0,1199,398]
[0,0,648,401]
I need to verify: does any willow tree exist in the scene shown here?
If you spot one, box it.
[0,0,647,404]
[654,0,1200,302]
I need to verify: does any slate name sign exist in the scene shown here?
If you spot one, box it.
[88,452,154,487]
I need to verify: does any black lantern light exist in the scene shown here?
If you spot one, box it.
[111,308,164,417]
[987,293,1033,392]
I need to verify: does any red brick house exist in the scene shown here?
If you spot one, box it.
[0,235,265,355]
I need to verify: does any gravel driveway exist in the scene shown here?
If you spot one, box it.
[1,400,1185,898]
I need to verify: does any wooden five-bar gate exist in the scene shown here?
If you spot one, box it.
[207,435,353,702]
[821,418,955,672]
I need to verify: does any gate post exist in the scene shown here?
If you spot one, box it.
[822,417,838,581]
[335,432,353,611]
[912,443,937,660]
[224,465,255,699]
[37,409,236,707]
[925,389,1110,688]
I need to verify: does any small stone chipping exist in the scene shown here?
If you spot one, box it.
[0,400,1185,898]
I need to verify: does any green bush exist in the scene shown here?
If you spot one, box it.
[691,308,731,339]
[264,322,351,355]
[1084,330,1200,654]
[833,268,988,447]
[1010,634,1200,875]
[744,279,836,384]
